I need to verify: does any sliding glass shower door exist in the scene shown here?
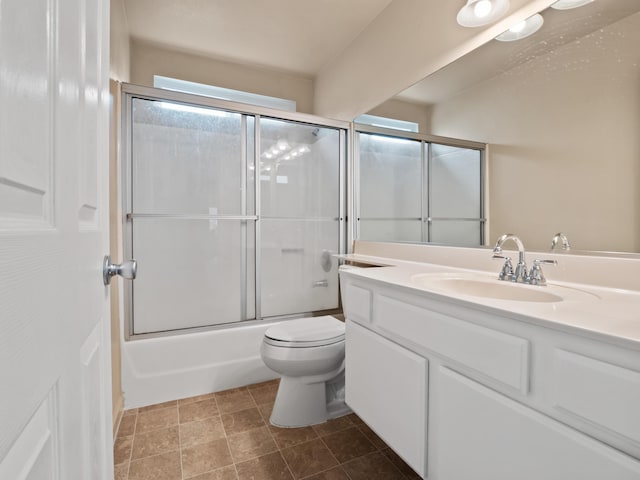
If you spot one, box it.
[259,118,342,318]
[123,86,345,336]
[128,98,256,335]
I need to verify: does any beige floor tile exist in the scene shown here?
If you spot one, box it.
[215,389,257,414]
[381,448,422,479]
[180,416,226,448]
[139,400,178,413]
[128,451,182,480]
[131,426,180,460]
[269,425,318,450]
[178,393,216,406]
[118,414,137,438]
[124,408,139,417]
[321,427,376,463]
[181,438,234,478]
[356,423,387,450]
[311,416,353,438]
[280,439,338,480]
[257,402,274,423]
[185,465,238,479]
[341,451,405,480]
[235,452,293,480]
[227,426,278,463]
[180,399,220,424]
[247,382,279,406]
[222,408,265,435]
[114,435,133,466]
[114,462,129,480]
[136,407,179,434]
[302,466,350,480]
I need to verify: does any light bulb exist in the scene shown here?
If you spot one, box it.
[474,0,492,18]
[277,139,289,151]
[265,152,273,159]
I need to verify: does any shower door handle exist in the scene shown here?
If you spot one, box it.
[103,255,137,285]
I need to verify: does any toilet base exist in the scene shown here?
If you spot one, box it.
[269,371,351,428]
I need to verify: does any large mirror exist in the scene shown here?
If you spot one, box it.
[367,0,640,253]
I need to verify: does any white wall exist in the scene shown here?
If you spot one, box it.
[429,11,640,253]
[129,39,315,114]
[110,0,130,82]
[314,0,556,120]
[367,98,432,133]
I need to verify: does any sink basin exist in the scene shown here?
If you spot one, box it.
[410,273,599,303]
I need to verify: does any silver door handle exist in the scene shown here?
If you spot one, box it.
[103,255,137,285]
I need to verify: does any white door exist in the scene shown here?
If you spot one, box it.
[0,0,112,479]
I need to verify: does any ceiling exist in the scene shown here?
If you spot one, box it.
[123,0,394,77]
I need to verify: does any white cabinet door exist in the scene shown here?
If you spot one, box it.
[0,0,112,479]
[345,320,427,478]
[431,366,640,480]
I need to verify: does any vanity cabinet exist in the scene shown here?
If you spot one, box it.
[341,274,640,480]
[346,321,427,477]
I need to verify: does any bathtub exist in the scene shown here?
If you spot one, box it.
[121,321,280,409]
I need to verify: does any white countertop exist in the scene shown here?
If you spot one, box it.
[338,254,640,350]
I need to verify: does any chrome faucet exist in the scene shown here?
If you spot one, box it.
[492,234,528,283]
[550,232,571,252]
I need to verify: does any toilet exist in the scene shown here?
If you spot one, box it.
[260,316,351,428]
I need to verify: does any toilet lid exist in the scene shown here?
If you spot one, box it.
[265,316,345,345]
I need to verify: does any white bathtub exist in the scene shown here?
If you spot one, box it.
[121,322,280,409]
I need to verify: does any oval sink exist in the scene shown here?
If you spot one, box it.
[410,273,598,303]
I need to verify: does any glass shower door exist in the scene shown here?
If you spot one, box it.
[128,98,256,334]
[259,118,342,318]
[358,133,423,242]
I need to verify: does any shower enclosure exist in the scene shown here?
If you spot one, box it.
[355,125,485,246]
[122,85,346,337]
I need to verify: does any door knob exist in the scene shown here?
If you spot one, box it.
[103,255,137,285]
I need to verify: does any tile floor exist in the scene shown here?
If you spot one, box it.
[113,379,421,480]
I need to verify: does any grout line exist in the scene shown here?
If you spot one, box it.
[177,404,184,480]
[125,412,137,476]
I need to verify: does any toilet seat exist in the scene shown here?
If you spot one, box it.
[264,316,345,348]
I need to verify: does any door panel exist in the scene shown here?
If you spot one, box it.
[0,0,112,478]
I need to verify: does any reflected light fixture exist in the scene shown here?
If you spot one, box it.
[457,0,510,27]
[495,13,544,41]
[550,0,593,10]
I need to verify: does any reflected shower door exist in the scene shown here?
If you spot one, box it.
[358,133,423,242]
[259,118,342,318]
[128,99,256,334]
[429,143,483,246]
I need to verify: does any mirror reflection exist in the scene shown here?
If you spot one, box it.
[366,0,640,253]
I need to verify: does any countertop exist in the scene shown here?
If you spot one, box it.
[338,254,640,350]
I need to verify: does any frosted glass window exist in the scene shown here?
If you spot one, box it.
[131,98,253,215]
[359,133,422,218]
[359,220,422,243]
[430,220,482,247]
[430,144,481,219]
[132,219,255,334]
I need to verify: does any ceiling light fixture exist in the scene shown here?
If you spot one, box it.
[495,13,544,41]
[550,0,593,10]
[457,0,510,27]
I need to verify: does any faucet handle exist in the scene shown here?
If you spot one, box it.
[496,256,514,281]
[528,259,558,286]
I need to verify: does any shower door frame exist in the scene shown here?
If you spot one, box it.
[353,123,487,246]
[121,83,349,340]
